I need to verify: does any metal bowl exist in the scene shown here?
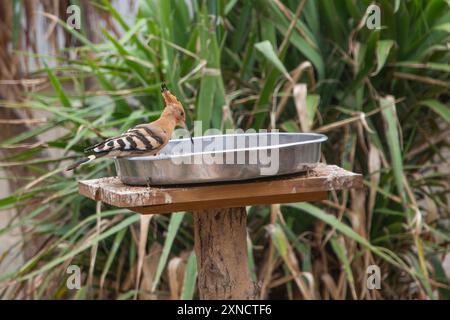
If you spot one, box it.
[114,132,327,185]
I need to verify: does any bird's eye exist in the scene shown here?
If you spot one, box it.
[180,111,184,116]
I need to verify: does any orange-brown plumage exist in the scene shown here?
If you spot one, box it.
[67,84,190,170]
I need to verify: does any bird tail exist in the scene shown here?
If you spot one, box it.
[66,154,101,171]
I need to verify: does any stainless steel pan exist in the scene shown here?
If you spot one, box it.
[115,132,327,185]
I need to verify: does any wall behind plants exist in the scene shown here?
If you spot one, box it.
[0,0,449,299]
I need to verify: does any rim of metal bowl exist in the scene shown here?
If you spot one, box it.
[118,132,328,162]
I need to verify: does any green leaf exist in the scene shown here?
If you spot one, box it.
[102,0,129,31]
[419,100,450,124]
[45,64,72,108]
[269,1,324,79]
[247,235,257,282]
[102,28,148,85]
[225,0,238,14]
[14,214,140,282]
[395,61,450,73]
[372,40,395,76]
[330,237,356,297]
[285,203,405,269]
[380,96,406,203]
[100,228,127,289]
[394,0,401,13]
[197,75,216,131]
[267,224,288,258]
[43,12,97,52]
[427,225,450,243]
[255,40,292,82]
[180,251,197,300]
[434,22,450,32]
[429,254,450,299]
[151,212,185,292]
[117,290,138,300]
[195,5,223,130]
[306,94,320,125]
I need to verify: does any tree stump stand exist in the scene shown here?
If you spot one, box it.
[78,164,362,299]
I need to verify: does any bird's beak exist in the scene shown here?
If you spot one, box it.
[180,120,194,144]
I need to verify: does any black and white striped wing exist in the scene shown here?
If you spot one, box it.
[84,125,165,157]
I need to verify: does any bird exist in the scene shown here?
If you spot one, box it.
[66,84,192,171]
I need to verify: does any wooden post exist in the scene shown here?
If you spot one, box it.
[193,207,255,300]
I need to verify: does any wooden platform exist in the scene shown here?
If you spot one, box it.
[78,164,362,214]
[78,164,363,299]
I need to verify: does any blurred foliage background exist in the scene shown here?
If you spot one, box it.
[0,0,449,299]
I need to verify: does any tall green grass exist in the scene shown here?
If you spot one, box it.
[0,0,449,299]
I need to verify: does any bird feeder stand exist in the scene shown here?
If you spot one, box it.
[78,164,362,299]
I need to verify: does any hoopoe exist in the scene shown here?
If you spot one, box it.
[67,84,191,171]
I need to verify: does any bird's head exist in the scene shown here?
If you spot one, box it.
[160,83,187,129]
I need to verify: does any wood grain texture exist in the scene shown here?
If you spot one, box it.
[193,207,255,299]
[133,191,328,214]
[78,164,362,214]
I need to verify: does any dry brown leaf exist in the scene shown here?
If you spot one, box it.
[275,61,315,120]
[134,214,153,299]
[267,224,315,299]
[167,256,187,300]
[321,274,340,300]
[350,189,367,238]
[139,242,163,300]
[293,84,310,132]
